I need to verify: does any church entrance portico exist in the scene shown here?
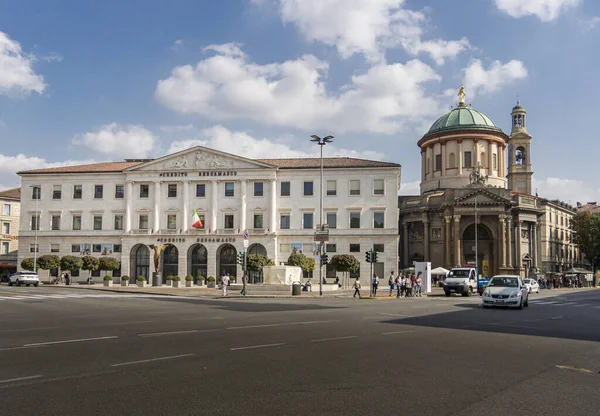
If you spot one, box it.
[461,222,494,277]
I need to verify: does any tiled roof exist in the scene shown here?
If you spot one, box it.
[18,161,144,174]
[0,187,21,200]
[256,157,401,169]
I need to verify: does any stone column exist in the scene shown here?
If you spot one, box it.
[125,181,133,232]
[153,182,161,232]
[488,141,494,174]
[403,223,409,267]
[474,139,480,167]
[517,220,523,275]
[444,216,452,267]
[453,215,461,266]
[211,181,218,232]
[500,146,505,177]
[423,218,429,261]
[240,180,247,232]
[421,150,426,182]
[506,217,513,268]
[498,215,506,268]
[270,179,277,232]
[426,146,432,178]
[458,141,463,175]
[534,223,540,269]
[441,142,446,176]
[181,181,189,232]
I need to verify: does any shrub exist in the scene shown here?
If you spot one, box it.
[121,275,129,282]
[136,276,146,282]
[198,275,206,281]
[172,276,181,281]
[207,276,215,282]
[103,275,112,281]
[166,275,174,281]
[98,257,121,276]
[185,275,194,281]
[82,256,99,273]
[60,255,83,274]
[37,254,60,271]
[21,257,35,271]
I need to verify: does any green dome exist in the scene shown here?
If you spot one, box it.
[425,104,502,137]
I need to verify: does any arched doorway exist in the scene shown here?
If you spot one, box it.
[462,224,493,277]
[188,244,208,283]
[162,245,179,283]
[131,244,150,283]
[218,244,237,281]
[247,243,267,284]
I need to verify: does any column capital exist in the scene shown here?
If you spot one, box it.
[453,215,461,222]
[444,216,452,223]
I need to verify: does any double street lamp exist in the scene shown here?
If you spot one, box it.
[310,134,333,296]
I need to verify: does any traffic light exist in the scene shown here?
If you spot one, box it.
[321,253,329,265]
[365,250,371,263]
[237,251,245,266]
[372,251,378,263]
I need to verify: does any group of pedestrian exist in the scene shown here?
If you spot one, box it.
[352,271,424,298]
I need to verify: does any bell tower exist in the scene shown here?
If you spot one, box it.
[507,101,533,194]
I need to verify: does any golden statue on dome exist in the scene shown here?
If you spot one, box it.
[458,85,466,106]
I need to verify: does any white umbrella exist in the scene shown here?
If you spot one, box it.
[431,267,449,275]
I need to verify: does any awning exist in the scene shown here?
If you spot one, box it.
[0,263,16,268]
[431,267,450,275]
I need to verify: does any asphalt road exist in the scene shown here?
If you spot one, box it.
[1,285,599,416]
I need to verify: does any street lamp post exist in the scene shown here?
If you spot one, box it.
[310,134,334,297]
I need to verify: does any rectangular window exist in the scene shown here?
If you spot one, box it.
[435,154,442,171]
[50,244,60,253]
[254,182,264,197]
[326,244,337,253]
[303,213,314,229]
[373,243,385,253]
[51,215,61,231]
[73,185,82,199]
[167,214,177,229]
[168,184,177,198]
[373,212,384,229]
[2,222,10,234]
[1,242,9,255]
[114,215,124,230]
[113,267,121,278]
[140,184,149,198]
[31,215,40,231]
[326,180,337,196]
[2,204,10,215]
[139,215,149,230]
[225,182,234,197]
[373,179,385,195]
[350,212,361,229]
[253,213,264,229]
[281,182,290,197]
[115,185,124,199]
[72,215,82,230]
[94,185,103,199]
[93,215,103,230]
[350,243,360,253]
[71,244,81,253]
[53,185,62,200]
[303,181,313,196]
[71,269,80,277]
[493,154,497,170]
[464,151,472,168]
[30,244,39,253]
[326,212,337,229]
[93,244,101,253]
[224,214,234,229]
[196,184,206,198]
[91,270,101,277]
[280,214,290,229]
[32,186,41,200]
[114,244,122,253]
[350,180,360,196]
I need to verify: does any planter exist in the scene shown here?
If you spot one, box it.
[166,280,173,287]
[137,281,147,288]
[103,280,113,287]
[121,281,129,287]
[207,281,216,289]
[185,280,193,288]
[152,272,161,287]
[197,280,204,286]
[172,280,182,288]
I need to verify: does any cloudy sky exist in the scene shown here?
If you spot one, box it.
[0,0,598,204]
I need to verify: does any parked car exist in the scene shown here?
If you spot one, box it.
[522,278,540,294]
[8,271,40,287]
[443,267,477,296]
[481,275,529,309]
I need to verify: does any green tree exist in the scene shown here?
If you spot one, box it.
[60,256,83,273]
[37,254,61,271]
[331,254,360,288]
[98,257,121,277]
[287,252,315,275]
[81,256,99,274]
[304,257,316,275]
[571,212,600,278]
[246,254,270,273]
[21,257,35,271]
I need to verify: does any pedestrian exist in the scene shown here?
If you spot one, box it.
[400,274,407,298]
[405,275,413,297]
[353,277,361,298]
[221,273,230,296]
[395,274,402,298]
[372,273,379,296]
[410,274,416,297]
[65,272,70,286]
[240,274,248,295]
[388,271,395,297]
[305,278,312,292]
[59,272,65,284]
[416,273,423,297]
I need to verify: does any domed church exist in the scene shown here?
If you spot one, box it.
[399,87,575,277]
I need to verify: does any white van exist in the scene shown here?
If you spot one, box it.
[443,267,477,296]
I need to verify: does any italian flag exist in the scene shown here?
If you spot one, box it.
[192,209,203,229]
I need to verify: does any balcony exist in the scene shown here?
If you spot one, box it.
[248,228,269,235]
[159,229,180,235]
[216,228,239,235]
[131,229,152,235]
[185,228,210,235]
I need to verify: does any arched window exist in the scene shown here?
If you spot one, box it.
[480,152,486,168]
[448,153,455,169]
[516,146,526,165]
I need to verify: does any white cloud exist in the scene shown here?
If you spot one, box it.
[159,124,194,132]
[534,177,600,205]
[399,179,420,195]
[494,0,580,22]
[41,52,64,63]
[72,123,158,158]
[583,16,600,31]
[171,39,184,51]
[260,0,468,64]
[168,125,385,160]
[0,31,46,96]
[463,59,528,96]
[155,44,443,134]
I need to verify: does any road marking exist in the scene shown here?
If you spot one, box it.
[486,323,537,329]
[0,326,58,333]
[379,313,408,317]
[382,329,427,336]
[111,354,195,367]
[98,320,155,326]
[550,316,563,320]
[23,335,118,347]
[230,343,286,351]
[574,304,591,308]
[556,365,594,374]
[311,336,358,343]
[181,317,224,321]
[226,320,339,330]
[138,329,218,337]
[0,375,43,384]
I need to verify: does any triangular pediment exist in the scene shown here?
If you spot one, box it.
[454,188,512,206]
[126,146,277,172]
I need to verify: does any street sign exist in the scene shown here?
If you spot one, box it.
[243,232,249,239]
[314,231,329,242]
[243,239,249,248]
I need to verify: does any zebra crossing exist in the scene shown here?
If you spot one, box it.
[0,292,166,302]
[528,299,600,309]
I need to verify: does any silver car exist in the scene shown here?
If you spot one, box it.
[8,271,40,287]
[481,275,529,309]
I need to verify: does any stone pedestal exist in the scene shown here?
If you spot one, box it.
[262,266,302,285]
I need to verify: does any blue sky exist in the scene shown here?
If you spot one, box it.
[0,0,598,203]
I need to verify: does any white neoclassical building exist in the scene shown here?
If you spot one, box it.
[17,146,400,283]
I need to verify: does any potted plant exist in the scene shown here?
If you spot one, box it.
[197,275,205,286]
[207,276,216,289]
[103,275,113,287]
[121,275,129,287]
[185,275,194,288]
[136,275,147,288]
[166,275,174,287]
[172,276,182,288]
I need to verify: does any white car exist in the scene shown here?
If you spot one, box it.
[522,278,540,294]
[8,271,40,287]
[481,275,529,309]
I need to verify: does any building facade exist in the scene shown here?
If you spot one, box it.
[539,199,583,273]
[399,88,581,278]
[18,146,400,282]
[0,188,21,276]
